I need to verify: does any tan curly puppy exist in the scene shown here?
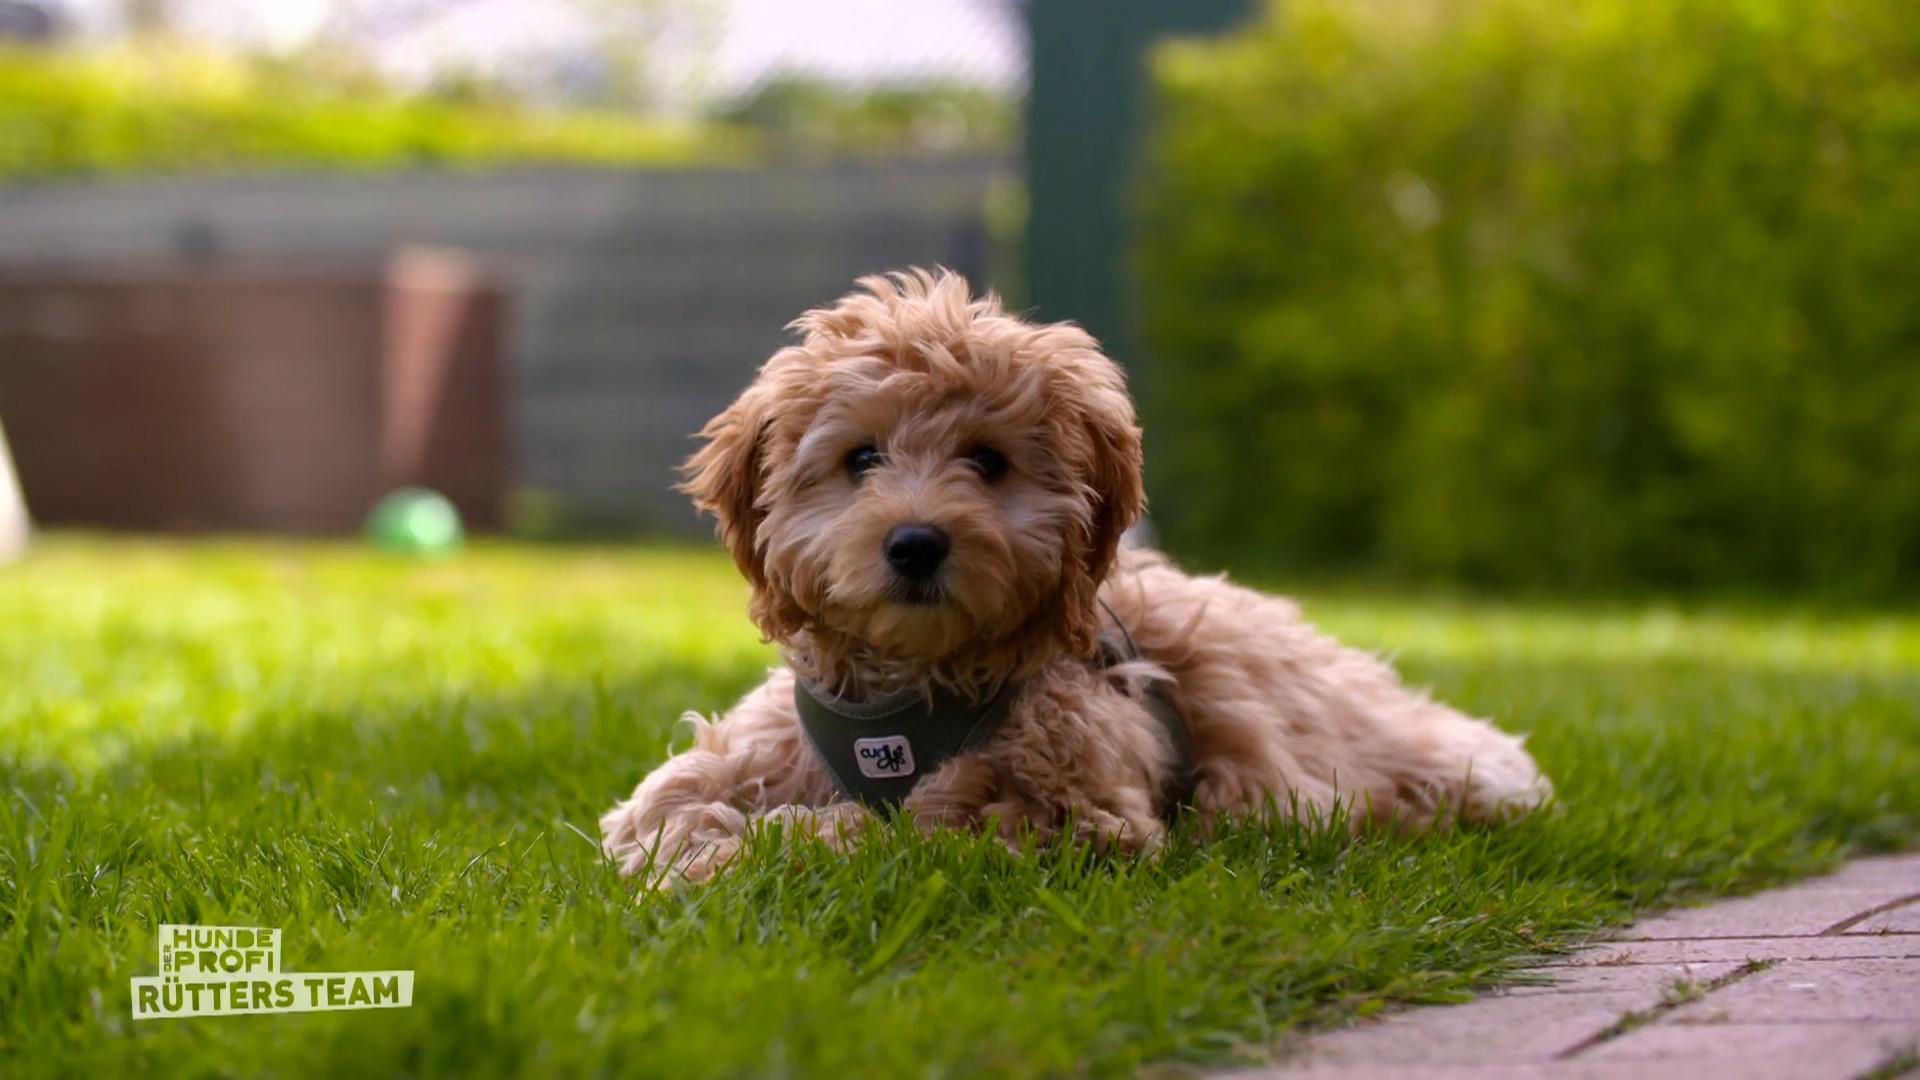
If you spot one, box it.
[601,269,1550,882]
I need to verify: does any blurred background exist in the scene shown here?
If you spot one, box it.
[0,0,1913,597]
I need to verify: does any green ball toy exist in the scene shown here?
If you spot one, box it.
[364,487,464,554]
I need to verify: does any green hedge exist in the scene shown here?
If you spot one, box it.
[1139,0,1920,594]
[0,46,746,178]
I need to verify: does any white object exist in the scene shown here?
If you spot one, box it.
[0,416,29,563]
[853,735,915,779]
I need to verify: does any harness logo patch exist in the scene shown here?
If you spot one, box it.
[854,735,914,779]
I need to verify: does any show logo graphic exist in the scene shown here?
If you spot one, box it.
[130,924,414,1020]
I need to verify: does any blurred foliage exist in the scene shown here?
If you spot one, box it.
[0,43,750,178]
[720,77,1017,158]
[1140,0,1920,595]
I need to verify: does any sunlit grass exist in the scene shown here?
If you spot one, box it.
[0,538,766,770]
[2,537,1916,1077]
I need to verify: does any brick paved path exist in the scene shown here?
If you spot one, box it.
[1245,854,1920,1080]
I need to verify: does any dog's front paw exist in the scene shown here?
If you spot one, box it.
[756,802,870,852]
[1067,806,1165,855]
[598,795,655,876]
[606,828,745,889]
[599,788,749,885]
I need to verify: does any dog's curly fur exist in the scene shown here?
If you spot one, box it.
[601,269,1551,881]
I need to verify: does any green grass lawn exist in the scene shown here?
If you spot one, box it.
[3,537,1918,1077]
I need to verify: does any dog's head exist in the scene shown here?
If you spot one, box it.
[682,269,1144,674]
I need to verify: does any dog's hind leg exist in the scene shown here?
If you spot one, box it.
[1367,697,1554,825]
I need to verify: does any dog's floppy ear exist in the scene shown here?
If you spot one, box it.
[1050,346,1147,655]
[681,382,772,587]
[1079,380,1147,583]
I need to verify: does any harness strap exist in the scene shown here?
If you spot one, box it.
[792,676,1013,811]
[1096,599,1199,816]
[792,604,1198,817]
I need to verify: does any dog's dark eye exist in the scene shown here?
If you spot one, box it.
[966,446,1009,482]
[846,444,882,479]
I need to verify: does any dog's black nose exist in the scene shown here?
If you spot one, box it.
[884,524,950,581]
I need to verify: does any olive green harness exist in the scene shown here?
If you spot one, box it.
[792,604,1198,816]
